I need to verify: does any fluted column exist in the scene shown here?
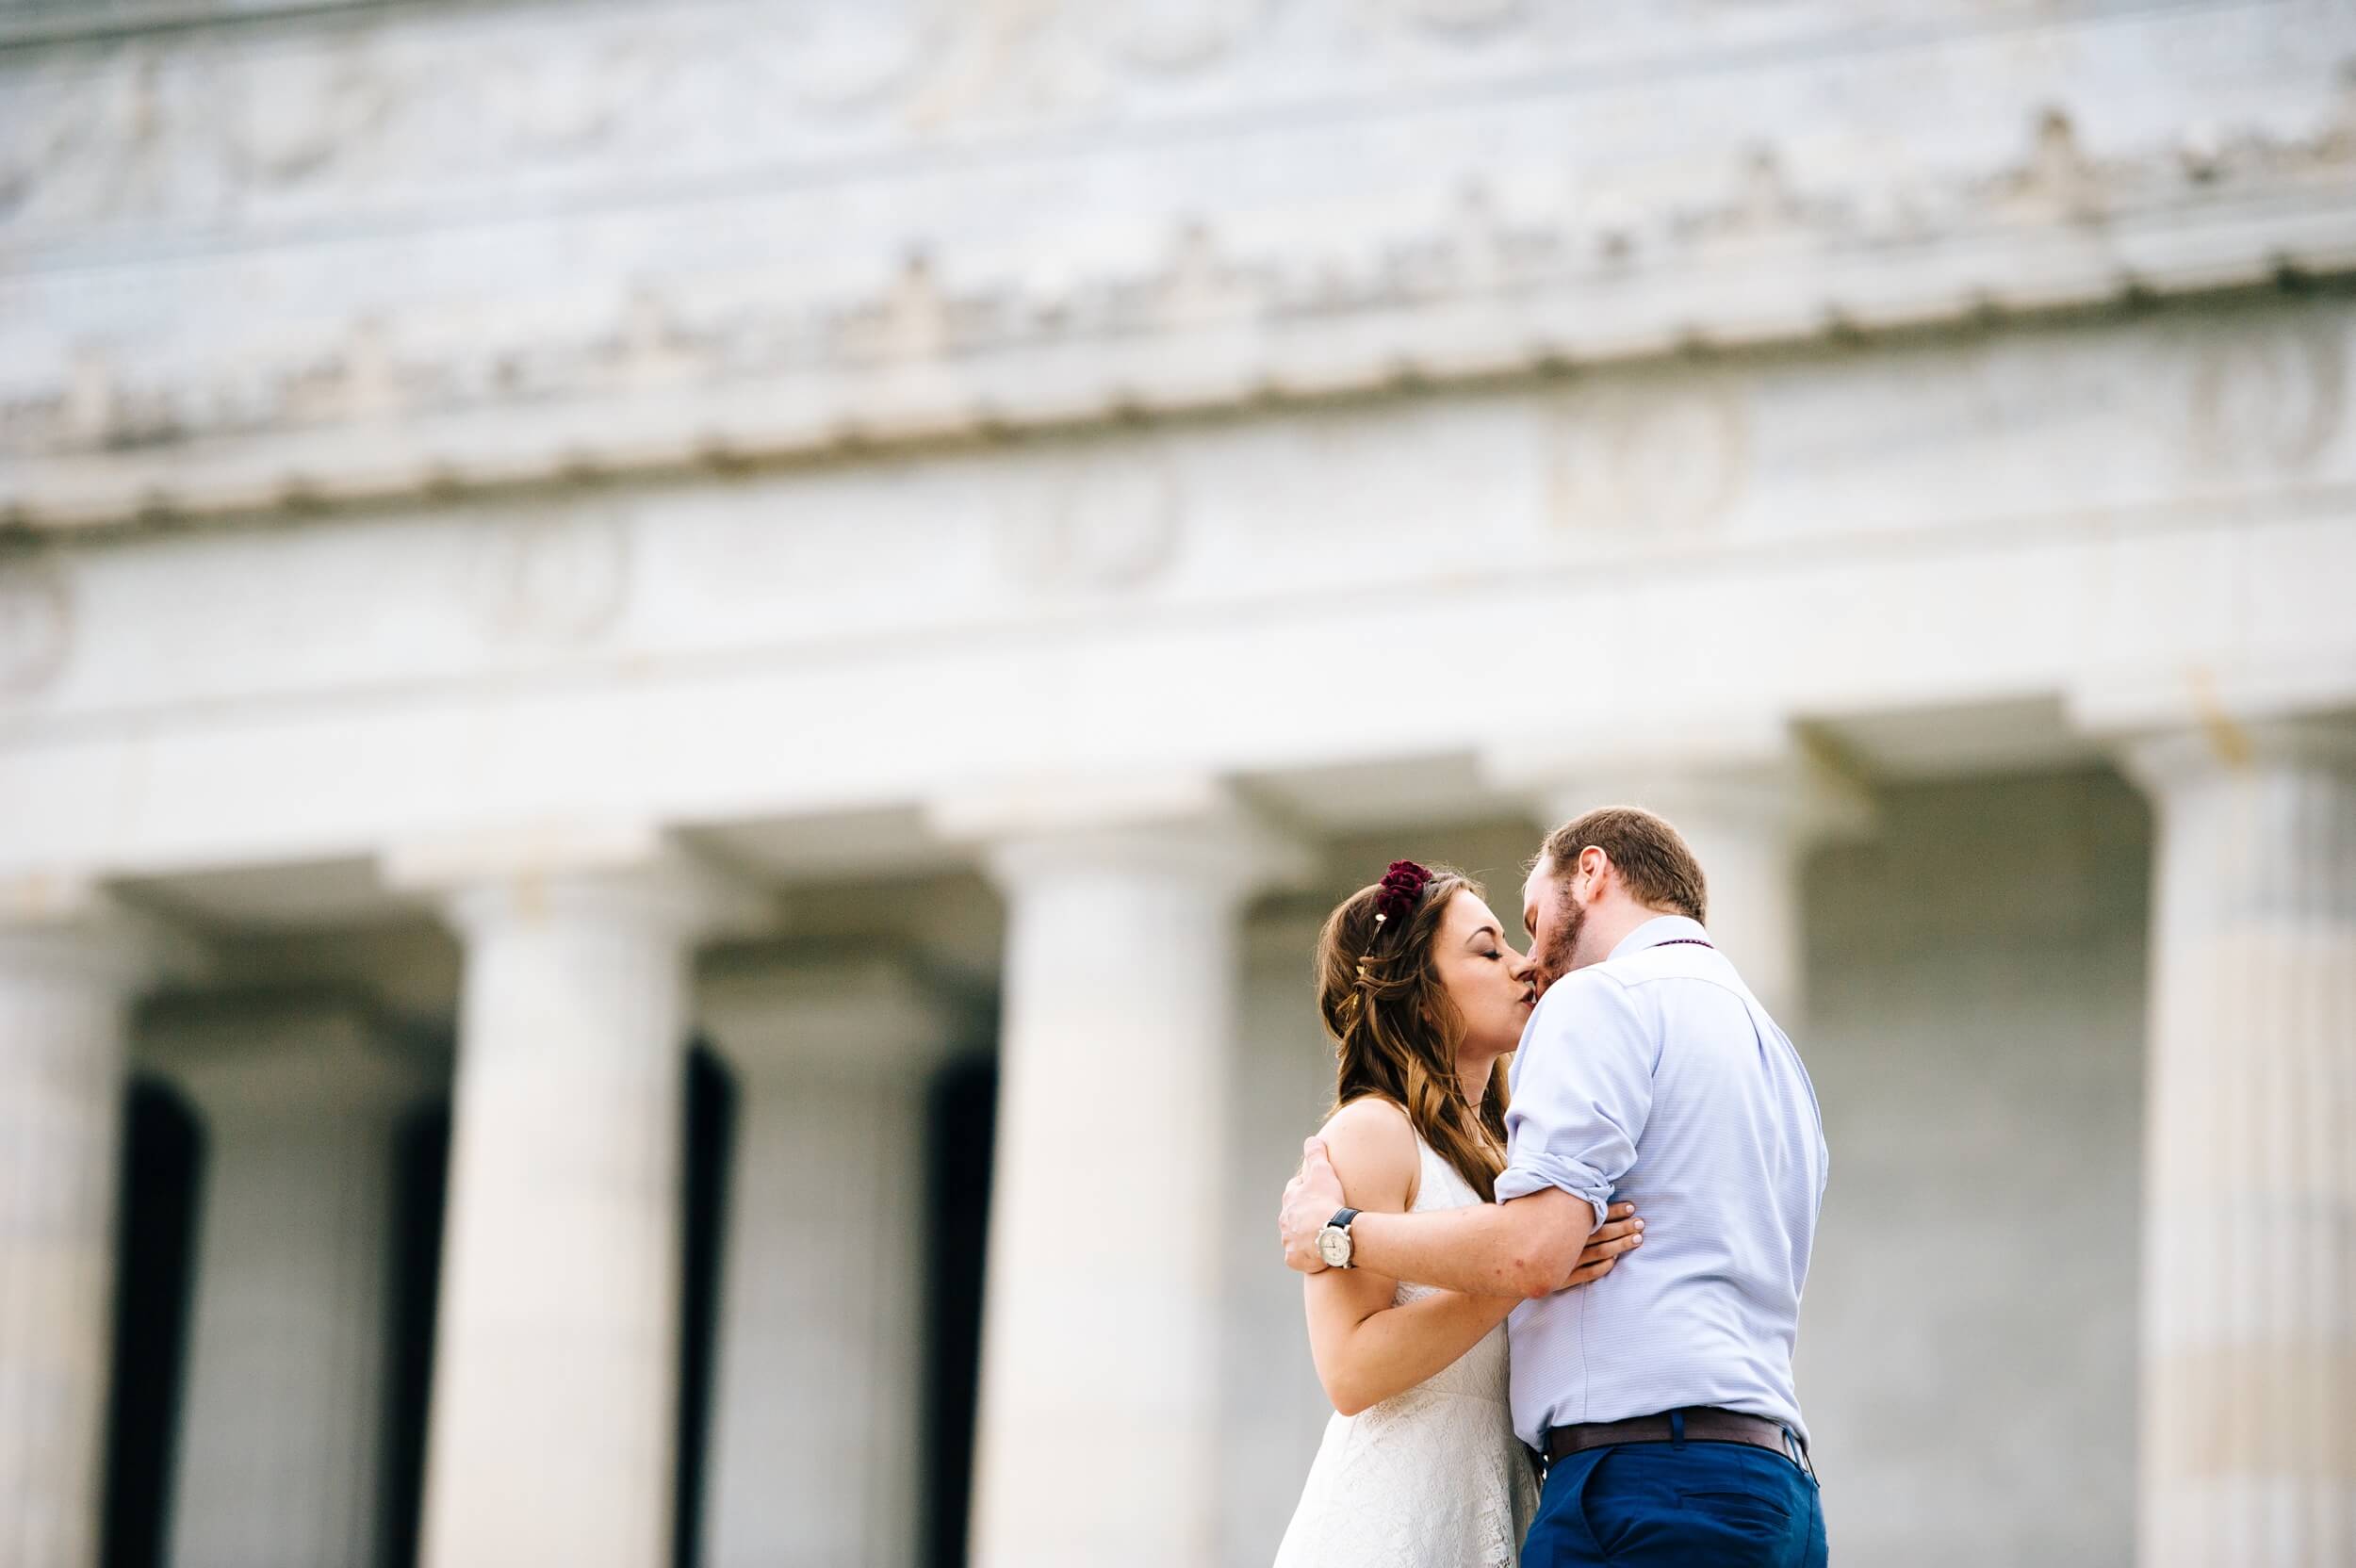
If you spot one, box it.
[0,885,184,1568]
[1496,731,1871,1023]
[387,831,769,1568]
[937,780,1306,1568]
[151,998,433,1568]
[2125,719,2356,1568]
[697,959,954,1568]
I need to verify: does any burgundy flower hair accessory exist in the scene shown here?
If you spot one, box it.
[1372,859,1432,925]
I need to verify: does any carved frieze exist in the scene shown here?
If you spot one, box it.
[8,0,2350,243]
[228,43,391,185]
[1095,0,1267,74]
[2186,321,2347,477]
[770,0,945,108]
[1548,384,1748,537]
[468,509,633,647]
[1399,0,1526,38]
[998,444,1181,593]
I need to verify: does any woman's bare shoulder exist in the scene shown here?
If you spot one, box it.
[1317,1097,1420,1211]
[1319,1095,1414,1143]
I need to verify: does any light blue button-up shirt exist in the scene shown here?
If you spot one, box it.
[1496,915,1828,1450]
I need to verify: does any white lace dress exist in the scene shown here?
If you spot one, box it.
[1271,1138,1540,1568]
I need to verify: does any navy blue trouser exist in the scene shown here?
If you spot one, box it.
[1522,1437,1827,1566]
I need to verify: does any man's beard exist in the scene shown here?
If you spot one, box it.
[1535,888,1585,991]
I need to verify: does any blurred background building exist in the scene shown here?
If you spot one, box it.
[3,2,2353,1566]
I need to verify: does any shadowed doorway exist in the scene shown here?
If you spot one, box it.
[100,1078,203,1568]
[923,1054,996,1568]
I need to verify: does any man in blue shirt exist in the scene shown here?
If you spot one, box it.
[1280,807,1830,1566]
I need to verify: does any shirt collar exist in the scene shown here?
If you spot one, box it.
[1609,913,1710,960]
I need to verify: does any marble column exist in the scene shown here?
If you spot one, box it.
[1501,733,1872,1024]
[2124,719,2356,1568]
[150,998,433,1568]
[387,833,768,1568]
[697,959,954,1568]
[0,884,183,1568]
[937,783,1305,1568]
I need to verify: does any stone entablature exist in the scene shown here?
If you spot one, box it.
[5,0,2353,525]
[0,293,2348,886]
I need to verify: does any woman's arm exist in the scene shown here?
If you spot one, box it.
[1301,1100,1641,1416]
[1306,1209,1643,1414]
[1307,1272,1517,1417]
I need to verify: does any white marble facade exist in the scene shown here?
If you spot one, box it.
[3,2,2355,1565]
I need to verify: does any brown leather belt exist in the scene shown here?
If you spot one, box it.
[1545,1407,1808,1469]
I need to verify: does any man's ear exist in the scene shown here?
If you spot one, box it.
[1577,845,1612,900]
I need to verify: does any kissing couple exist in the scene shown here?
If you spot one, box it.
[1270,806,1830,1567]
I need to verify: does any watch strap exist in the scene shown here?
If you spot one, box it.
[1324,1207,1360,1268]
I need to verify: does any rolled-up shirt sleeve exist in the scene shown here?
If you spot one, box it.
[1495,969,1656,1226]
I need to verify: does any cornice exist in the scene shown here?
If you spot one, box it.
[7,2,2353,529]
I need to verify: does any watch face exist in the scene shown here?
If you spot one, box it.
[1317,1226,1350,1267]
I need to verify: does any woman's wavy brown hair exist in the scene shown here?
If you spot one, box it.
[1315,865,1511,1201]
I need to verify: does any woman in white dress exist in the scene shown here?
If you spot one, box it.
[1273,860,1643,1568]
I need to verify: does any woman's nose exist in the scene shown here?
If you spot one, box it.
[1508,950,1534,982]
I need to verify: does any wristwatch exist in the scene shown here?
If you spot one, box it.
[1316,1207,1360,1269]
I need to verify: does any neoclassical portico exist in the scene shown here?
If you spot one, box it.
[4,2,2356,1565]
[0,355,2348,1568]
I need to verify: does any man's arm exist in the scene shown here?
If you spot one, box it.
[1277,967,1656,1294]
[1278,1141,1629,1298]
[1493,966,1652,1212]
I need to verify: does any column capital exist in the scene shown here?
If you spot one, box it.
[0,871,207,991]
[2111,711,2356,799]
[927,771,1315,900]
[382,821,778,941]
[139,991,438,1123]
[698,956,962,1082]
[2070,661,2356,749]
[1482,722,1874,849]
